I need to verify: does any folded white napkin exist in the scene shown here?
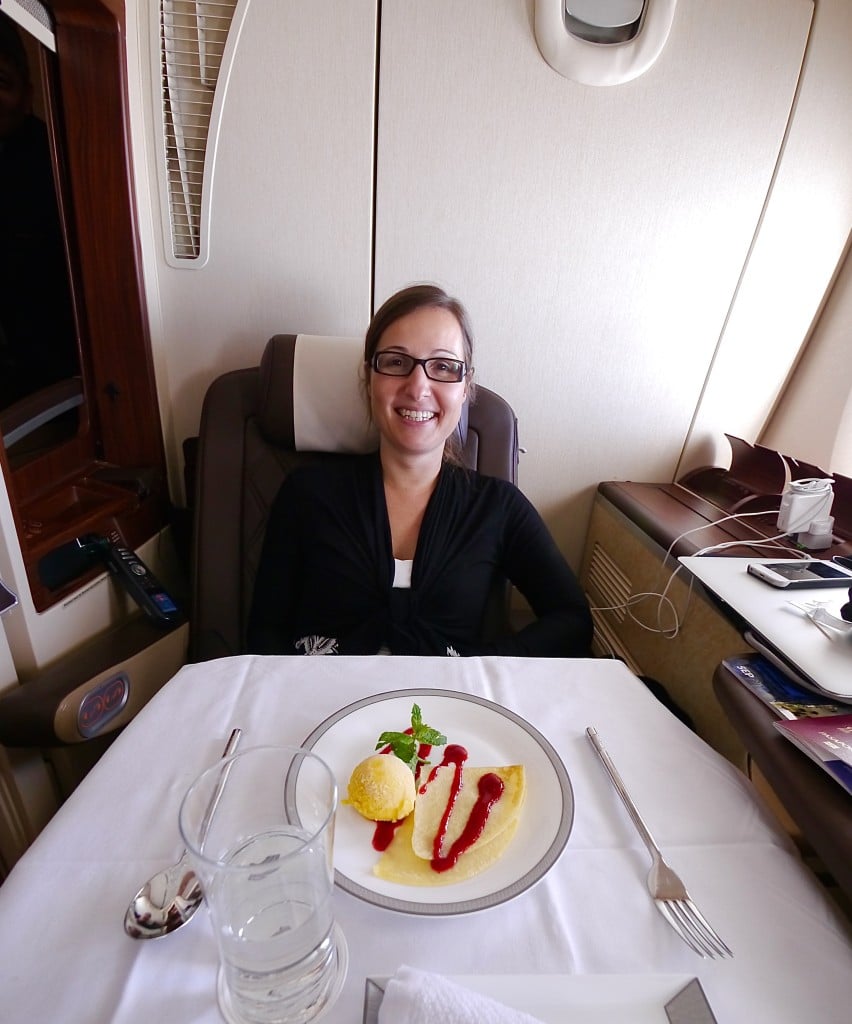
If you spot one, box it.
[377,965,545,1024]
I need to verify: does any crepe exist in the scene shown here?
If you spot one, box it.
[411,764,525,860]
[374,763,525,886]
[373,813,520,886]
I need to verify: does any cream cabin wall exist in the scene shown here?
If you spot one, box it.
[126,0,377,502]
[678,0,852,480]
[121,0,850,569]
[760,234,852,477]
[373,0,812,565]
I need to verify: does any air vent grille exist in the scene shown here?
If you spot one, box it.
[2,0,55,50]
[158,0,240,263]
[585,542,631,623]
[589,613,644,674]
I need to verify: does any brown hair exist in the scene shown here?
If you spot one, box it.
[364,284,476,465]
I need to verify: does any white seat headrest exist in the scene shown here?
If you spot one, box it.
[293,335,379,453]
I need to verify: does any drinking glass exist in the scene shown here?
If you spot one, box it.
[179,745,347,1024]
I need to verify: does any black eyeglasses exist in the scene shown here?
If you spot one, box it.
[371,351,467,383]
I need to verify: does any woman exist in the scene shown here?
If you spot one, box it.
[247,284,592,656]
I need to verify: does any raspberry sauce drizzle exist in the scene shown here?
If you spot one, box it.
[431,770,504,872]
[421,744,505,873]
[421,743,468,789]
[372,819,400,852]
[372,741,506,870]
[371,730,433,851]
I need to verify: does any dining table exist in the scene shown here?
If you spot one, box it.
[1,655,851,1023]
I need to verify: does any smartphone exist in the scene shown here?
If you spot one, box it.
[747,560,852,589]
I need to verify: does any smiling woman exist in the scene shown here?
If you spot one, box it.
[247,283,593,659]
[364,285,476,470]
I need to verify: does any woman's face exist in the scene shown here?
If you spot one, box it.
[368,305,468,463]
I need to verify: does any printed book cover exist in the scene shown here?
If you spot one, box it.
[723,654,851,720]
[774,715,852,797]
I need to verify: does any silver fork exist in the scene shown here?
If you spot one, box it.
[586,726,733,959]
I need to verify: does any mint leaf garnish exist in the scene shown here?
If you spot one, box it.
[375,703,447,773]
[376,731,416,769]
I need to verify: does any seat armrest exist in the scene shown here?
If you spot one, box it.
[0,616,187,747]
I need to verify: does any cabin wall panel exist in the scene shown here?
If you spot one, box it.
[119,0,852,563]
[374,0,812,563]
[680,0,852,478]
[128,0,378,498]
[760,235,852,476]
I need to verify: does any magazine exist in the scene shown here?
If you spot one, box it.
[722,653,851,720]
[773,715,852,797]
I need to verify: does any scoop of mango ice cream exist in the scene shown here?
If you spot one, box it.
[344,753,416,821]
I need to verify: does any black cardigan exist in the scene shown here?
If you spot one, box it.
[247,454,592,657]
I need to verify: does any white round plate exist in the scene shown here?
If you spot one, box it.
[302,689,573,916]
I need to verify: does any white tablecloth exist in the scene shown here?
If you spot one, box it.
[1,656,850,1023]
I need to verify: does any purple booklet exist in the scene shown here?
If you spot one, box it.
[774,714,852,796]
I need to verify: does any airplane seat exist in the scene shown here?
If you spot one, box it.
[189,333,520,662]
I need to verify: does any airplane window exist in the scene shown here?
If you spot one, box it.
[565,1,646,44]
[538,1,674,85]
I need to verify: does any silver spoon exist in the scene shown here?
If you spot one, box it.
[124,728,242,939]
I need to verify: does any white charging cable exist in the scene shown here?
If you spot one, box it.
[589,508,810,639]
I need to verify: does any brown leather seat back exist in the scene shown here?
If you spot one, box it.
[190,334,519,661]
